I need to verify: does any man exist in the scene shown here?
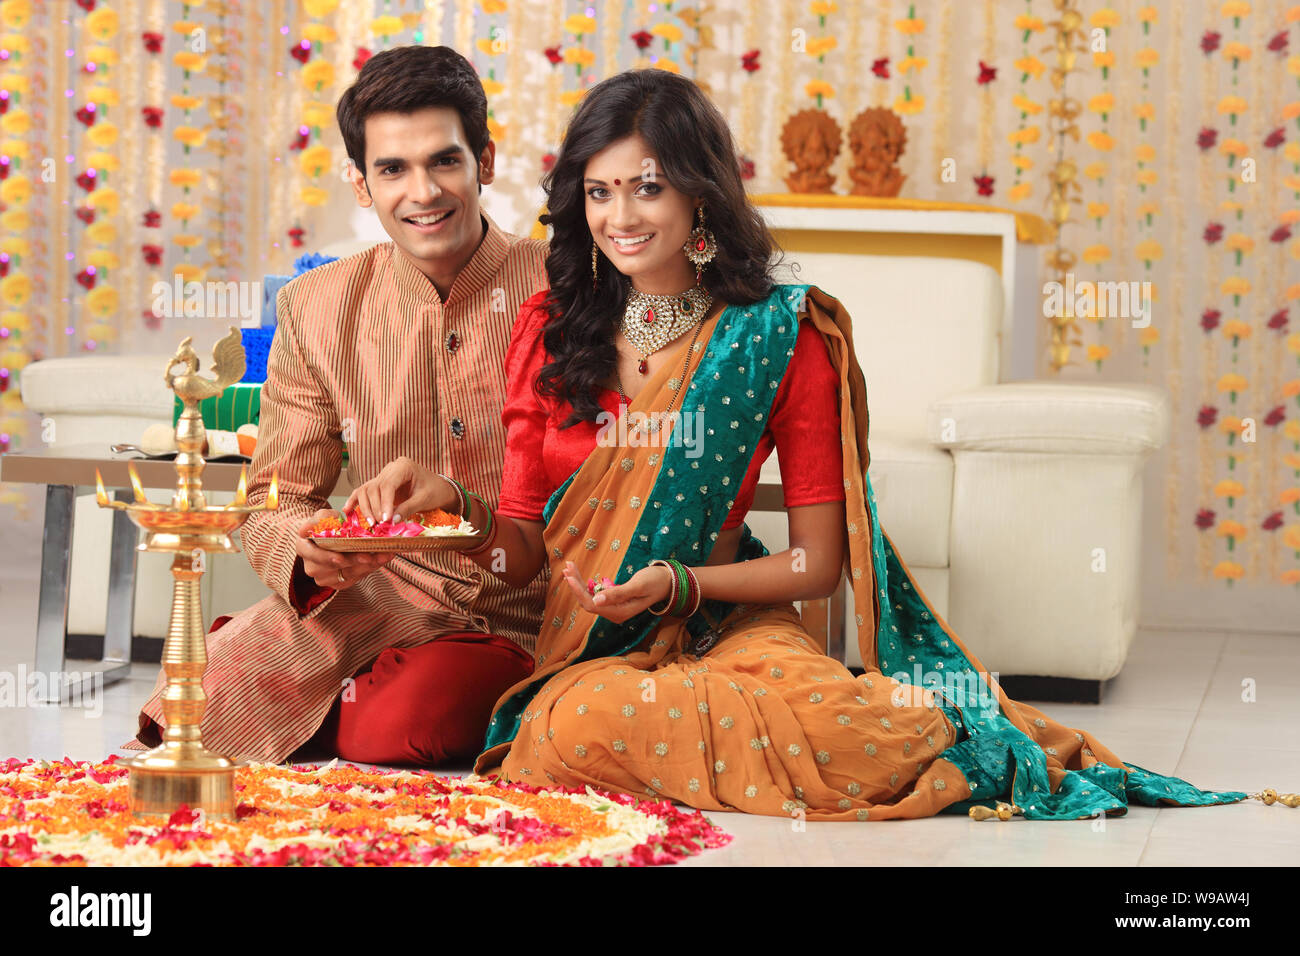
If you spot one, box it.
[125,46,549,765]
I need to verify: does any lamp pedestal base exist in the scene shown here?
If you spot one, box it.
[127,748,244,820]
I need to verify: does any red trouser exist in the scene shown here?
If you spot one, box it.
[204,617,533,767]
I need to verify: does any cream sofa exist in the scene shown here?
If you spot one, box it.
[16,253,1167,700]
[745,254,1168,698]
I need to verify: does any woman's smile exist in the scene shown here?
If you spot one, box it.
[609,231,655,254]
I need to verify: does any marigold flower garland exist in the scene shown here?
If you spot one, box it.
[76,4,124,354]
[892,2,924,116]
[974,0,995,199]
[0,756,732,867]
[1008,1,1044,202]
[1081,5,1117,292]
[476,0,507,144]
[207,0,241,285]
[559,9,596,109]
[1275,7,1300,586]
[804,0,837,110]
[1131,4,1160,369]
[1206,0,1254,586]
[291,0,338,258]
[1163,0,1186,582]
[138,0,165,330]
[1043,0,1086,373]
[170,0,207,287]
[0,0,37,461]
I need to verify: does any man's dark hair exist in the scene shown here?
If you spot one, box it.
[336,45,489,179]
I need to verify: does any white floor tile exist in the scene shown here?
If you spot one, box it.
[1148,800,1300,847]
[1139,836,1299,866]
[1173,746,1300,792]
[1183,713,1300,754]
[1220,632,1300,658]
[1198,656,1300,718]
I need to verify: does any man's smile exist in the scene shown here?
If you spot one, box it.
[402,209,454,230]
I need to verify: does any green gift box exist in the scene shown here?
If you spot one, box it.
[172,383,262,432]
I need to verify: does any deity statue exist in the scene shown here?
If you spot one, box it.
[780,109,841,194]
[847,107,908,198]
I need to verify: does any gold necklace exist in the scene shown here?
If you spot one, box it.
[621,286,713,374]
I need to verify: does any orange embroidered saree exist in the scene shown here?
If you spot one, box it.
[472,285,1245,821]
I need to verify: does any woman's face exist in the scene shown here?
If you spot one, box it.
[583,132,698,294]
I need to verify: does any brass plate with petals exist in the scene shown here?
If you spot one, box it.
[312,533,488,553]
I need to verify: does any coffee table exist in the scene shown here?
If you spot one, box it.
[0,444,351,701]
[1,445,834,699]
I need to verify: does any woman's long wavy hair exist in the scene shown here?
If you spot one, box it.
[536,69,778,428]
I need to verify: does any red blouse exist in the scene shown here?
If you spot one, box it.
[496,291,845,529]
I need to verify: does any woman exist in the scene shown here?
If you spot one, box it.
[345,70,1259,820]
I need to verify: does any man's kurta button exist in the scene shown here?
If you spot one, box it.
[450,417,465,439]
[446,331,460,353]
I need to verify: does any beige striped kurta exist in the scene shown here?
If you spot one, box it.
[124,213,551,763]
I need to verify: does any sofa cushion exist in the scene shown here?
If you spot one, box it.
[21,355,176,419]
[927,382,1170,454]
[773,255,1002,438]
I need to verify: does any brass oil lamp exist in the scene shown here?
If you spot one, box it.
[96,328,278,819]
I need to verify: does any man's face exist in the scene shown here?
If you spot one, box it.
[349,106,495,278]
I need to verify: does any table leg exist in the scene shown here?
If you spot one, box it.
[33,484,133,703]
[98,489,136,685]
[32,484,74,702]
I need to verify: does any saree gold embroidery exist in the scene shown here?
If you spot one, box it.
[473,285,1246,821]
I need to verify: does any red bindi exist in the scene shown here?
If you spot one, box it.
[614,178,621,185]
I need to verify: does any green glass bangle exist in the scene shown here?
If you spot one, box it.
[647,559,677,616]
[462,491,497,555]
[671,560,691,615]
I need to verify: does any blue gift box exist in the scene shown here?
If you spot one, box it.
[239,327,274,383]
[259,254,339,328]
[260,275,292,328]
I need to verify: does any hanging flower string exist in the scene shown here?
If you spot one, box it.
[0,0,38,461]
[476,0,508,146]
[138,10,165,331]
[1133,6,1161,368]
[1286,8,1300,201]
[973,0,995,199]
[293,0,340,253]
[892,3,925,115]
[1008,2,1043,203]
[738,42,760,182]
[559,11,596,110]
[79,4,123,354]
[804,1,837,110]
[1205,0,1254,584]
[1275,3,1300,579]
[170,0,207,289]
[1268,5,1300,590]
[1043,0,1086,373]
[206,0,239,289]
[1078,6,1116,281]
[649,10,682,73]
[170,4,211,294]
